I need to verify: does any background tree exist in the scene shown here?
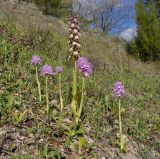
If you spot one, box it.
[132,0,160,61]
[73,0,133,34]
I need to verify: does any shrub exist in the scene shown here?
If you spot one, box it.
[133,0,160,61]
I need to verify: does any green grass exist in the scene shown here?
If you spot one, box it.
[10,155,33,159]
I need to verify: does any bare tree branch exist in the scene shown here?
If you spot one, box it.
[73,0,133,33]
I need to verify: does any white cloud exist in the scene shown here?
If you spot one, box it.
[119,28,137,41]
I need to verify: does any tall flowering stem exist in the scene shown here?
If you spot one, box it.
[75,57,93,125]
[59,74,63,113]
[31,55,42,103]
[55,66,64,129]
[75,77,85,125]
[41,64,54,115]
[79,77,85,116]
[55,66,64,113]
[71,62,78,116]
[36,66,41,102]
[45,76,49,115]
[118,99,123,151]
[68,16,81,117]
[113,81,125,152]
[68,17,93,127]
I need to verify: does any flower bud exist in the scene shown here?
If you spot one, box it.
[68,16,81,60]
[68,28,72,33]
[77,43,81,48]
[73,51,79,56]
[71,23,75,28]
[72,41,77,46]
[74,35,79,40]
[70,34,74,39]
[73,29,78,34]
[73,18,78,23]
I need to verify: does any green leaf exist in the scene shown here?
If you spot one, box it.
[78,137,86,154]
[7,94,13,109]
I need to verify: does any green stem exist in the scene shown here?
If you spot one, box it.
[73,61,77,97]
[71,61,77,116]
[76,77,85,124]
[45,76,49,115]
[36,66,42,102]
[58,74,64,113]
[4,44,7,65]
[58,113,63,129]
[118,99,123,151]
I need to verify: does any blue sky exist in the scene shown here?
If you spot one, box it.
[122,0,137,28]
[118,0,137,40]
[75,0,137,40]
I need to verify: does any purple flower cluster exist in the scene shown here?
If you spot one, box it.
[113,81,125,97]
[77,57,93,77]
[31,55,41,65]
[41,64,54,76]
[55,66,63,74]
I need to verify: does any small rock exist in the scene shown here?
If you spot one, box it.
[67,152,79,159]
[63,118,72,123]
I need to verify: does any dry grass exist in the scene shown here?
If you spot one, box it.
[1,0,159,78]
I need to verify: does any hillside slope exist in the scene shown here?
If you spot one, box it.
[0,1,160,159]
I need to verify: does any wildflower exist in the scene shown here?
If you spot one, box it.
[68,16,81,60]
[71,23,76,28]
[76,43,81,48]
[113,81,125,97]
[70,34,74,39]
[74,35,79,40]
[73,51,79,56]
[31,55,42,102]
[112,81,126,151]
[73,29,78,34]
[77,57,93,77]
[40,64,54,115]
[31,55,41,64]
[72,41,77,46]
[41,64,54,76]
[75,57,93,125]
[55,66,63,74]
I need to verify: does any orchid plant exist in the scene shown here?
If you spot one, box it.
[75,57,93,125]
[31,55,42,102]
[113,81,126,152]
[41,64,54,115]
[68,16,94,128]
